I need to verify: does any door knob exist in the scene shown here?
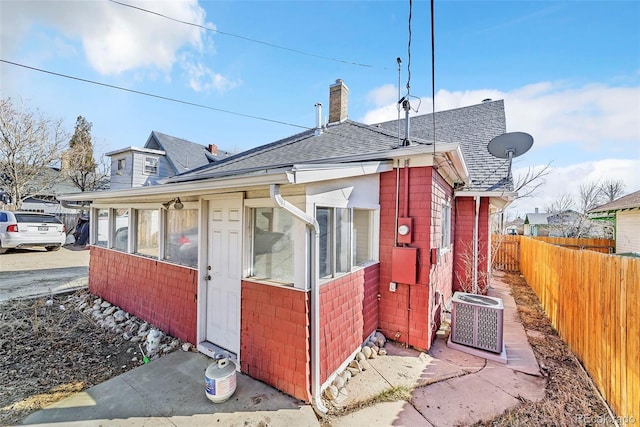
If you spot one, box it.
[205,274,211,281]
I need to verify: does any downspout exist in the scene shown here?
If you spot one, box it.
[473,195,480,294]
[269,184,328,415]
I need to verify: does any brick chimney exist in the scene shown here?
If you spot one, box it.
[208,144,218,156]
[328,79,349,123]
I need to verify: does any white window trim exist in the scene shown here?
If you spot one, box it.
[244,197,308,290]
[143,156,159,176]
[91,202,198,265]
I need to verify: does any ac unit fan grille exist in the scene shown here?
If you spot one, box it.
[451,292,504,353]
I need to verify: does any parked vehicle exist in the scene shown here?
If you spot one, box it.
[166,227,198,266]
[0,211,67,254]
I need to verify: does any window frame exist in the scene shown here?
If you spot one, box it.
[90,201,198,269]
[117,158,126,171]
[143,156,159,176]
[441,201,452,249]
[316,206,379,281]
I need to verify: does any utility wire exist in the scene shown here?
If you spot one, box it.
[406,0,412,95]
[1,59,411,154]
[109,0,388,70]
[431,0,437,151]
[0,59,308,130]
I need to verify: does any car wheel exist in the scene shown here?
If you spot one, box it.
[45,246,61,251]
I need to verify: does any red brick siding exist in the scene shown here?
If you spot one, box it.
[240,281,311,402]
[378,166,453,350]
[362,263,380,341]
[319,263,379,383]
[88,247,197,344]
[453,196,490,294]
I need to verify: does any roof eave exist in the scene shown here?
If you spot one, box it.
[454,190,518,209]
[59,169,293,202]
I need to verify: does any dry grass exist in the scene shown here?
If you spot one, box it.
[0,292,141,426]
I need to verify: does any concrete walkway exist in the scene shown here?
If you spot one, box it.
[22,272,544,426]
[22,351,320,427]
[328,272,545,426]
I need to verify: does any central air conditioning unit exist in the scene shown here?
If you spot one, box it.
[451,292,504,353]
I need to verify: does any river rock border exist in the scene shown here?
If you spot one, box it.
[72,292,191,362]
[323,331,388,402]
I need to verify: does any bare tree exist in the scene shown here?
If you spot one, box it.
[599,179,625,203]
[62,116,109,192]
[0,98,68,209]
[545,194,576,237]
[512,162,553,200]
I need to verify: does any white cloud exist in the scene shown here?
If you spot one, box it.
[508,158,640,216]
[182,59,240,93]
[367,84,398,107]
[361,81,640,219]
[0,0,239,90]
[361,81,640,150]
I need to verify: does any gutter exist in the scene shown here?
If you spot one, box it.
[269,184,327,415]
[60,200,90,210]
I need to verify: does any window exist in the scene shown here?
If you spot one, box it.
[318,207,351,277]
[353,209,375,265]
[250,207,294,285]
[143,157,158,175]
[441,202,451,248]
[95,208,108,247]
[113,209,129,252]
[135,209,159,258]
[164,209,198,267]
[117,158,126,171]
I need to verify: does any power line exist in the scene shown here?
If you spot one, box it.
[1,59,404,152]
[0,59,309,130]
[109,0,388,70]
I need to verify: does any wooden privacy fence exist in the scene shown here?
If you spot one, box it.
[492,235,615,272]
[518,237,639,422]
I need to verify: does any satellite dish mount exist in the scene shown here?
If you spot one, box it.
[487,132,534,180]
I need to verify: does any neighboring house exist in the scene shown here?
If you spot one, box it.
[524,209,549,236]
[526,208,612,238]
[106,131,231,190]
[0,167,79,214]
[589,190,640,255]
[61,80,524,408]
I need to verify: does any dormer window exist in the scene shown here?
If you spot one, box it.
[143,157,158,175]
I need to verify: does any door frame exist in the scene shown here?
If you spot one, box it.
[196,193,244,363]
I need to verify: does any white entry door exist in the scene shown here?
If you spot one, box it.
[205,196,242,354]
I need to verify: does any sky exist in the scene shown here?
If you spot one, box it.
[1,0,638,217]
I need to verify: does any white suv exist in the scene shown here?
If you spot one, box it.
[0,211,67,254]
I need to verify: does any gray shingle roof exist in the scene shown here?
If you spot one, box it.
[376,100,510,191]
[146,131,231,175]
[589,190,640,213]
[525,213,549,225]
[166,121,408,182]
[166,100,511,190]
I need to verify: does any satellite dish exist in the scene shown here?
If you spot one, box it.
[487,132,534,180]
[488,132,533,159]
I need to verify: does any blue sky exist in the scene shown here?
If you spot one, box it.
[1,0,638,216]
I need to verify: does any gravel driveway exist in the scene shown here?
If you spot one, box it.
[0,245,89,302]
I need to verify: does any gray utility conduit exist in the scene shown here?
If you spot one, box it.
[269,184,328,415]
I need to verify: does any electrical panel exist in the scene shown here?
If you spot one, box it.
[391,247,418,285]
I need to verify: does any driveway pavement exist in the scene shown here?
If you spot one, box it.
[0,245,89,302]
